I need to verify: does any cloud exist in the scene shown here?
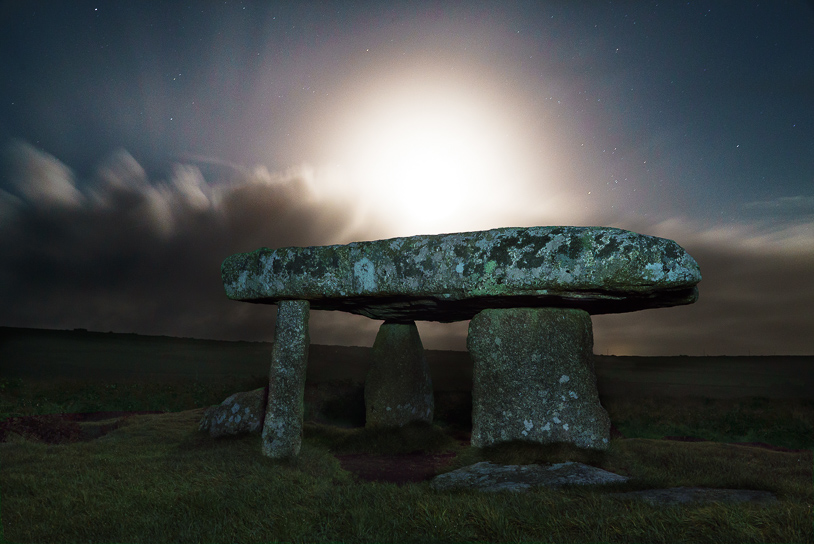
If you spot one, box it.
[591,241,814,355]
[0,140,364,342]
[2,140,84,209]
[0,140,812,355]
[166,163,211,211]
[742,195,814,224]
[590,213,814,355]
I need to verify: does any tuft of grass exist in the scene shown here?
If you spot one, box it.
[0,377,812,543]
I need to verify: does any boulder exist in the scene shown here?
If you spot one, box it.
[469,307,610,450]
[430,461,629,493]
[199,386,268,438]
[221,226,701,322]
[365,321,434,428]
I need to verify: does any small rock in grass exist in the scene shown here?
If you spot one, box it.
[199,385,268,438]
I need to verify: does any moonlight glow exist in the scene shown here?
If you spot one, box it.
[333,85,519,233]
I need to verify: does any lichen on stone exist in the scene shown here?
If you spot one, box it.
[222,226,701,321]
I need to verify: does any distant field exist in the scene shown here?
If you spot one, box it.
[1,326,812,399]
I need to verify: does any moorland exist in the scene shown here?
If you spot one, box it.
[0,326,811,543]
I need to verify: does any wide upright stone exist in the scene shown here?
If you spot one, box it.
[365,321,434,428]
[468,307,610,451]
[221,226,701,322]
[261,300,310,459]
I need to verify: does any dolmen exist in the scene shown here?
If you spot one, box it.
[219,226,701,459]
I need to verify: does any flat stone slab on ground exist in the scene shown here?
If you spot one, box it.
[429,461,629,493]
[429,462,780,507]
[605,486,780,507]
[222,226,701,322]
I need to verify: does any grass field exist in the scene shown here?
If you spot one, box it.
[0,374,812,544]
[3,326,814,403]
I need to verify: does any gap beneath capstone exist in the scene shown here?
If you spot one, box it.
[260,302,610,459]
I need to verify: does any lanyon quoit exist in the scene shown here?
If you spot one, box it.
[216,226,702,459]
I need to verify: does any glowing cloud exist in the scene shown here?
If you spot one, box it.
[3,140,83,209]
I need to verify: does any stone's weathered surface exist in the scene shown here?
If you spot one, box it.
[469,307,611,451]
[430,461,629,493]
[365,321,434,428]
[199,386,267,438]
[221,226,701,322]
[430,464,781,506]
[262,300,310,459]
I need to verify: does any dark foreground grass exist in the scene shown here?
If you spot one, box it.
[0,376,811,544]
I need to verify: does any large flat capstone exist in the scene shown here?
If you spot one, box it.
[222,226,701,322]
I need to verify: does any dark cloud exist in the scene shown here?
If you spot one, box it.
[592,241,814,356]
[0,140,364,343]
[1,140,812,355]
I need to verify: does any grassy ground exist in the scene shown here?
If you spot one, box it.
[0,376,811,544]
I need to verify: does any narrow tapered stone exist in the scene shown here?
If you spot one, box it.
[365,321,434,428]
[261,300,310,459]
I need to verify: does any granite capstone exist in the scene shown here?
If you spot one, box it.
[222,226,701,322]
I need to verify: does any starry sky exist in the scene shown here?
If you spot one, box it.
[1,1,812,356]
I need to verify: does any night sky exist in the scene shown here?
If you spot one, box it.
[1,1,812,355]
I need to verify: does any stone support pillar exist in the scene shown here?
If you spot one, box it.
[365,320,434,428]
[468,307,610,451]
[262,300,310,459]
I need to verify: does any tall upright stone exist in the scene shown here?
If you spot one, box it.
[261,300,310,459]
[468,307,610,451]
[365,321,434,428]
